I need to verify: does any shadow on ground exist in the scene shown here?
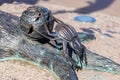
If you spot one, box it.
[53,0,115,14]
[80,27,120,38]
[0,0,49,5]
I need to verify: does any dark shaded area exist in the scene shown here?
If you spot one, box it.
[80,27,115,38]
[74,0,115,14]
[81,28,95,34]
[53,0,115,14]
[0,0,49,5]
[103,33,113,37]
[106,30,120,34]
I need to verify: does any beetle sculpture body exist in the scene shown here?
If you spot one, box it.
[54,23,87,69]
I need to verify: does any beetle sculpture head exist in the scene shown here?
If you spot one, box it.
[20,6,54,40]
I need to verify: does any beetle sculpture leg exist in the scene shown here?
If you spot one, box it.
[78,44,87,67]
[62,41,68,54]
[40,12,52,35]
[81,46,87,67]
[73,44,87,70]
[62,41,81,70]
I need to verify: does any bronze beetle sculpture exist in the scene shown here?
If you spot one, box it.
[20,6,87,70]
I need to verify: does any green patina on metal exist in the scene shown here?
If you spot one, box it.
[78,33,96,43]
